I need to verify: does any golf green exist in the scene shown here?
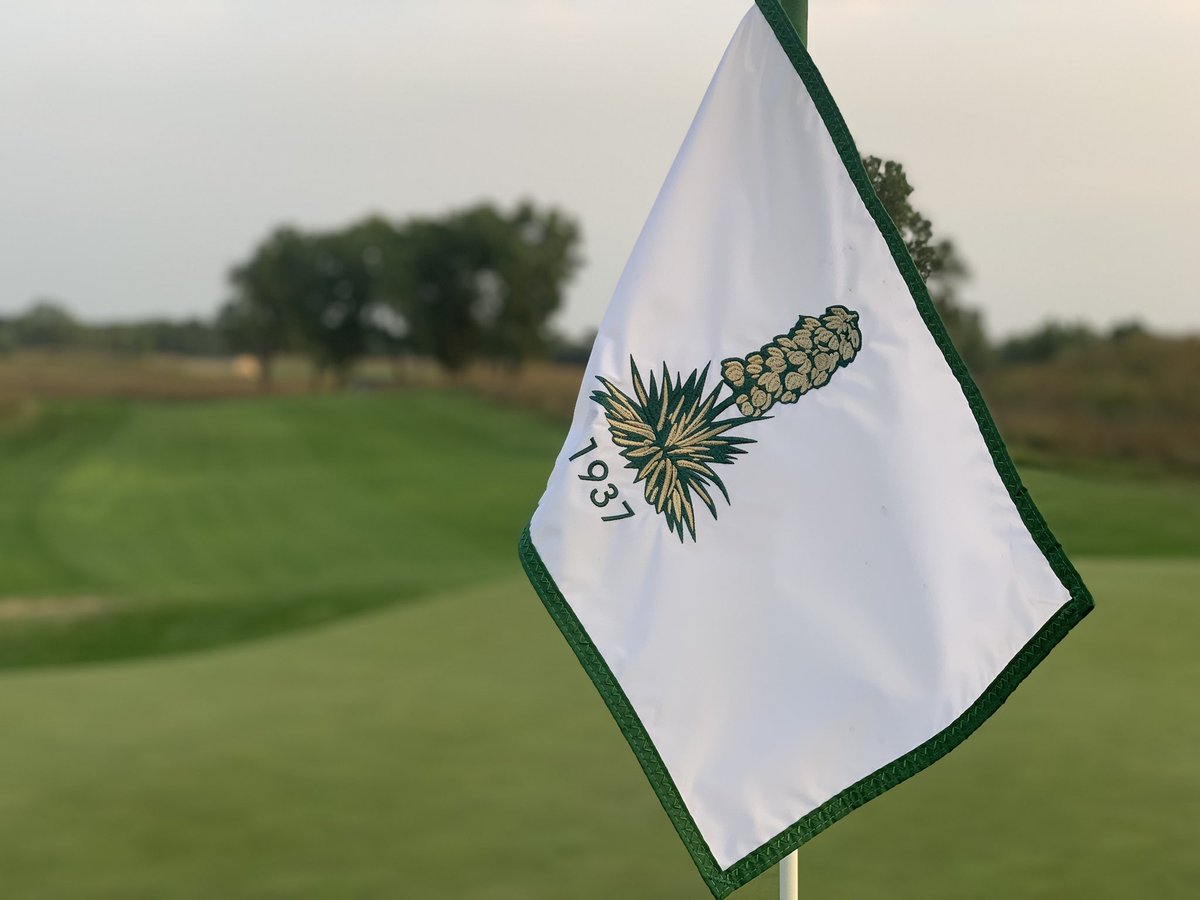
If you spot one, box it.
[0,559,1194,898]
[0,392,1196,896]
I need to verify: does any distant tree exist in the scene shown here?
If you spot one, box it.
[344,215,411,359]
[548,327,597,365]
[288,230,377,385]
[996,320,1098,365]
[11,299,81,348]
[87,323,153,354]
[390,201,583,372]
[223,227,308,386]
[1109,319,1147,342]
[228,223,401,386]
[862,156,991,370]
[223,201,583,381]
[485,201,583,366]
[217,297,281,384]
[78,319,222,356]
[393,213,491,372]
[142,318,222,355]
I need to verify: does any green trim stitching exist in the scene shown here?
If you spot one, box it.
[751,0,1091,601]
[518,526,737,895]
[518,1,1094,895]
[519,529,1089,898]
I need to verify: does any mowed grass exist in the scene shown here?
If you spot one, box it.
[0,393,1197,896]
[0,559,1195,899]
[0,392,564,666]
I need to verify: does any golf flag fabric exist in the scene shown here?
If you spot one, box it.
[519,2,1093,896]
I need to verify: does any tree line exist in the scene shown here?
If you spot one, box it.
[0,200,585,385]
[0,164,1152,379]
[0,301,223,356]
[860,155,1146,370]
[217,201,583,385]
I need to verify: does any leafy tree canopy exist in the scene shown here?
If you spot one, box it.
[862,155,991,370]
[222,201,583,382]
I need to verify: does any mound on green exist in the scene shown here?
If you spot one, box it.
[2,392,1200,668]
[0,392,564,667]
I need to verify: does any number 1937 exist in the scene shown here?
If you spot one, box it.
[568,437,635,522]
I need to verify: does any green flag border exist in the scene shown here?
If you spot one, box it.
[518,1,1094,895]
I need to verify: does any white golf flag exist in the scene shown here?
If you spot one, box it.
[519,2,1092,896]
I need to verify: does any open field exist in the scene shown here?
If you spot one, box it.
[0,391,1197,896]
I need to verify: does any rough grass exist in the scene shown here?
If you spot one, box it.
[5,339,1199,474]
[979,334,1200,473]
[0,350,265,400]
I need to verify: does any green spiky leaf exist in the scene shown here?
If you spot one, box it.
[592,359,756,542]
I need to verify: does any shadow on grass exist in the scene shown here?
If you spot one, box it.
[0,585,440,671]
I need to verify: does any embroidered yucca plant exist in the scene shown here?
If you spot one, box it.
[721,306,861,417]
[593,305,862,541]
[593,362,756,542]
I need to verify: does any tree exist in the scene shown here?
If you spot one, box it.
[390,214,488,372]
[996,320,1097,365]
[390,201,583,372]
[1109,319,1146,342]
[223,227,307,386]
[10,299,81,348]
[485,201,583,366]
[223,201,583,381]
[285,230,378,385]
[862,156,991,370]
[0,319,14,355]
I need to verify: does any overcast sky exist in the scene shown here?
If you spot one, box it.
[2,0,1197,339]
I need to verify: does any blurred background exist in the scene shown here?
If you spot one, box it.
[1,1,1196,897]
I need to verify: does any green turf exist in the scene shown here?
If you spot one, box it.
[2,393,1197,668]
[1022,468,1200,557]
[0,392,565,666]
[0,393,1196,896]
[0,558,1194,899]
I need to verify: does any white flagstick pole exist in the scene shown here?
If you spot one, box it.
[775,0,807,892]
[780,851,799,900]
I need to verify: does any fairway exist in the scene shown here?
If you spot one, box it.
[1,392,1197,896]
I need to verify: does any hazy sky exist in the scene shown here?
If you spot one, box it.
[2,0,1197,339]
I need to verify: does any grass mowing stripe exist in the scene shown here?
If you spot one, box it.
[0,392,567,667]
[1,392,1197,672]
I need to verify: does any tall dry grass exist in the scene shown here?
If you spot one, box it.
[978,334,1200,473]
[3,338,1195,475]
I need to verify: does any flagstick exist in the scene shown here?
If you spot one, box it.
[779,851,799,900]
[779,14,808,896]
[780,0,808,45]
[777,10,806,892]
